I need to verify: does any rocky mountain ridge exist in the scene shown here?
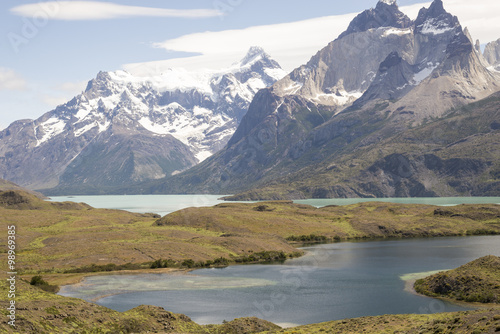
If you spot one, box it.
[0,47,285,193]
[144,0,500,199]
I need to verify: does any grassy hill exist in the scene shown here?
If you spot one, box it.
[0,179,46,199]
[156,201,500,242]
[261,309,500,334]
[0,191,299,279]
[1,191,499,282]
[415,255,500,303]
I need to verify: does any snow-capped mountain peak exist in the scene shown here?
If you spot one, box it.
[239,46,268,66]
[0,47,285,192]
[414,0,460,36]
[66,47,285,151]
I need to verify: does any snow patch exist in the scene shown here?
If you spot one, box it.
[419,20,455,35]
[382,27,412,37]
[195,150,212,163]
[283,82,303,95]
[245,77,267,93]
[74,123,97,137]
[264,67,287,81]
[312,90,363,106]
[193,106,212,116]
[100,95,120,110]
[139,118,169,135]
[36,117,67,146]
[98,121,110,133]
[75,106,91,121]
[413,63,439,84]
[487,65,500,73]
[274,101,284,113]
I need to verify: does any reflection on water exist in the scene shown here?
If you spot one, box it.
[60,236,500,325]
[399,270,450,281]
[59,273,275,301]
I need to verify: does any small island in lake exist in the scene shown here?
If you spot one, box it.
[415,255,500,304]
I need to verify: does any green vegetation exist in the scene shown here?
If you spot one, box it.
[1,190,500,333]
[415,255,500,303]
[260,310,500,333]
[63,262,145,273]
[2,190,499,286]
[29,275,59,293]
[149,251,296,269]
[156,201,500,243]
[286,234,331,243]
[0,191,300,281]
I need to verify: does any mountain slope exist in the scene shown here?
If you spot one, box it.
[484,38,500,71]
[145,0,500,198]
[0,47,285,194]
[224,90,500,200]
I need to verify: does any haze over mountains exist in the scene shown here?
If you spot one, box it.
[1,0,499,198]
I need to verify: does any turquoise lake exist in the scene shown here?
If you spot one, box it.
[49,195,500,216]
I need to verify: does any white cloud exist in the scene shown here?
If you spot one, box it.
[0,67,27,91]
[124,0,500,75]
[125,13,357,75]
[10,1,222,21]
[442,0,500,43]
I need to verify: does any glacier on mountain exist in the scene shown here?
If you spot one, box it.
[0,47,285,191]
[37,47,285,162]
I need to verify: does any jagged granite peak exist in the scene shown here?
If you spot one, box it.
[229,46,284,90]
[337,0,411,39]
[239,46,269,66]
[414,0,459,35]
[484,38,500,68]
[271,18,415,108]
[0,48,285,193]
[146,0,500,199]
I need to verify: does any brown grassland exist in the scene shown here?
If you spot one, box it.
[1,190,500,333]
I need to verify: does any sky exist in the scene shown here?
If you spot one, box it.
[1,0,499,129]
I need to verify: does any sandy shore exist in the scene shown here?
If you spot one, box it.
[21,267,192,287]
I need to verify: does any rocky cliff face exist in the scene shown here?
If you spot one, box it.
[484,38,500,71]
[147,0,500,198]
[0,47,285,193]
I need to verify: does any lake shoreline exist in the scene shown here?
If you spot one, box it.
[55,236,500,325]
[46,234,500,288]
